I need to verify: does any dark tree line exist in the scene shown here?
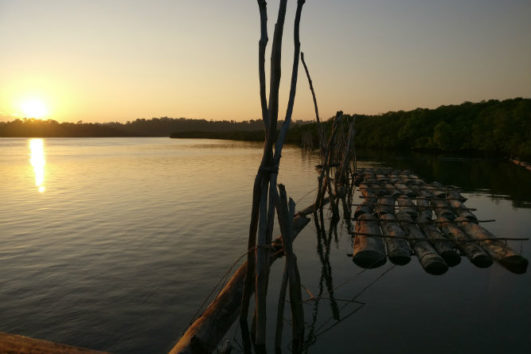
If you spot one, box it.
[288,98,531,159]
[2,98,529,159]
[0,117,269,137]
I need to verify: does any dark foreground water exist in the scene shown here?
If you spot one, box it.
[1,138,529,353]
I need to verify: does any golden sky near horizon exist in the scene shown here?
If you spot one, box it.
[1,0,530,123]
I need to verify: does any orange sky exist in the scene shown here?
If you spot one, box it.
[1,0,530,122]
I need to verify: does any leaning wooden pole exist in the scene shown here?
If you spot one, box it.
[301,52,324,151]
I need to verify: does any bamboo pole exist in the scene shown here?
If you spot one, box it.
[350,231,527,243]
[397,212,448,275]
[378,213,412,265]
[418,215,461,267]
[436,216,492,268]
[374,197,395,216]
[351,203,476,211]
[300,52,324,151]
[352,213,387,268]
[458,217,528,274]
[396,196,418,219]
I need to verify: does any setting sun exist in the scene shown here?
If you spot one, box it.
[19,98,49,119]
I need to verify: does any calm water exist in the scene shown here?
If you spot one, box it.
[1,138,530,353]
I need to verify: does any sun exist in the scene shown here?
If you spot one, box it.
[19,98,49,119]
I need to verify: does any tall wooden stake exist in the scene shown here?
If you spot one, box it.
[241,1,306,353]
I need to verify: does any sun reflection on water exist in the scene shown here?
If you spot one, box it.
[29,138,46,192]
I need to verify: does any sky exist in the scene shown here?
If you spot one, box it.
[0,0,530,122]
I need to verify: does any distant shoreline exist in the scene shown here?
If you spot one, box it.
[1,98,530,159]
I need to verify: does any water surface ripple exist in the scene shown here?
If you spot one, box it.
[1,138,529,353]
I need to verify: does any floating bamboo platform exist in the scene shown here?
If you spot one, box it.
[351,168,529,274]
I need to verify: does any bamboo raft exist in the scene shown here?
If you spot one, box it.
[351,168,528,275]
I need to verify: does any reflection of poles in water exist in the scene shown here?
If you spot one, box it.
[318,212,341,319]
[303,261,396,351]
[299,64,360,345]
[274,184,304,354]
[303,214,338,353]
[313,266,394,339]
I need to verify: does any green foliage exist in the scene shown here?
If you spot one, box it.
[350,98,531,160]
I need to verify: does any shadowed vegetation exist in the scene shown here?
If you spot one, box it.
[2,98,529,160]
[289,97,531,159]
[0,117,301,138]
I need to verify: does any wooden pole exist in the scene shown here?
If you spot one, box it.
[300,52,324,151]
[0,332,108,354]
[240,1,270,350]
[436,216,492,268]
[458,218,528,274]
[352,213,387,268]
[418,215,461,267]
[378,213,412,265]
[397,212,448,275]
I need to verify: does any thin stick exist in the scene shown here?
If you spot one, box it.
[356,194,471,202]
[351,203,477,211]
[350,231,529,242]
[257,0,269,127]
[301,51,324,149]
[357,218,497,224]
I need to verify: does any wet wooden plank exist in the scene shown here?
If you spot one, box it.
[0,332,107,354]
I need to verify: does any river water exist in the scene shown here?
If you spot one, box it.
[1,138,529,353]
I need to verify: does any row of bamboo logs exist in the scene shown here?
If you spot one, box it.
[510,158,531,172]
[350,168,528,275]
